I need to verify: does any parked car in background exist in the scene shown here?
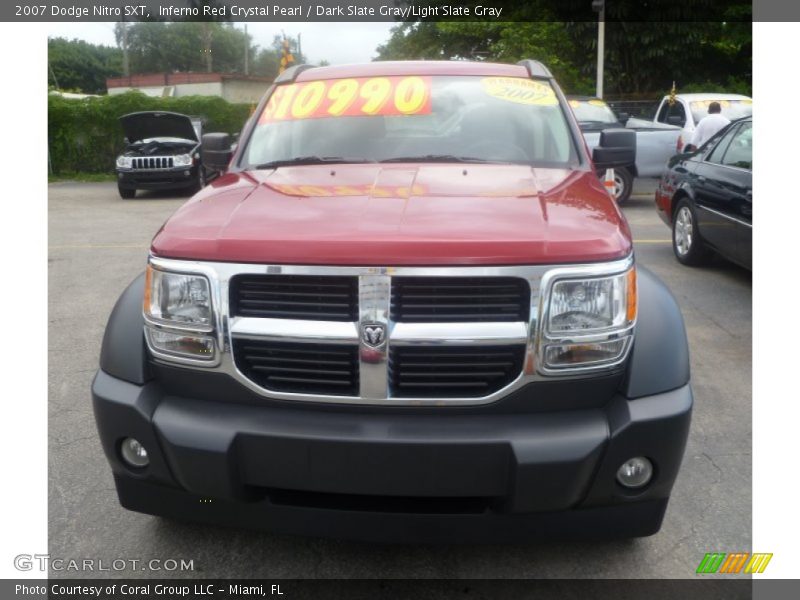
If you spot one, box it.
[568,96,636,204]
[655,117,752,269]
[115,111,205,199]
[627,93,752,178]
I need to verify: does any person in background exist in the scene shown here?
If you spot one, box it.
[687,101,730,151]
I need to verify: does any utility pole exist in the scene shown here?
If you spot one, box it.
[592,0,605,98]
[244,24,249,75]
[202,23,213,72]
[297,33,302,63]
[121,19,129,77]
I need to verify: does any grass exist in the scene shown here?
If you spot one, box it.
[48,171,116,183]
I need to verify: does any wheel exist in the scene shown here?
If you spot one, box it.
[118,184,136,199]
[597,167,633,204]
[186,166,206,195]
[613,167,633,204]
[672,198,712,266]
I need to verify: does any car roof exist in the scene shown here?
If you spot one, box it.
[294,60,530,82]
[669,93,752,101]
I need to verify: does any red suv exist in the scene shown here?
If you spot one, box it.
[93,60,692,542]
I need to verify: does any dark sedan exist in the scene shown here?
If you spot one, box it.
[655,117,752,269]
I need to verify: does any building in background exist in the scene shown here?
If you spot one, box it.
[106,73,272,103]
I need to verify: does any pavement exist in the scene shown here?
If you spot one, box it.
[48,179,751,579]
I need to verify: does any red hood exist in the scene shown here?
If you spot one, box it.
[151,164,632,265]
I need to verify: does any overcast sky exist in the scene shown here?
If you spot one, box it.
[47,22,398,65]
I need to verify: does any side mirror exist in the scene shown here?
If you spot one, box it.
[617,112,630,125]
[666,115,685,127]
[592,128,636,169]
[201,133,233,173]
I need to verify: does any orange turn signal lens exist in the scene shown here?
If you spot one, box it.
[626,267,637,323]
[143,264,153,315]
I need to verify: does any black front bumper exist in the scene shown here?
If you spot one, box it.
[92,369,692,543]
[117,165,198,191]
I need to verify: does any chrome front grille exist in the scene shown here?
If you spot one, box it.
[228,273,530,399]
[146,256,635,406]
[132,156,175,170]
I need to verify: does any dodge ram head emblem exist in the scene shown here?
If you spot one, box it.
[361,323,386,347]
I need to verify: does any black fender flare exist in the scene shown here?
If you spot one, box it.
[622,266,690,398]
[99,272,152,385]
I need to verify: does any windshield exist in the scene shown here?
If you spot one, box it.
[568,98,617,124]
[690,99,753,123]
[243,75,577,168]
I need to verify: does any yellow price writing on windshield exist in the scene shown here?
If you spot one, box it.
[260,76,433,123]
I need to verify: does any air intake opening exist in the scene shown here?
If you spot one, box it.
[390,345,526,398]
[233,340,359,396]
[391,276,530,322]
[265,488,493,514]
[230,275,359,321]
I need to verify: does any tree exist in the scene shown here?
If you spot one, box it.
[376,1,751,97]
[48,37,123,94]
[376,22,592,93]
[114,22,255,75]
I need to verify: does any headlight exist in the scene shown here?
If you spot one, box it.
[143,264,217,364]
[144,265,212,327]
[116,156,133,169]
[540,266,636,371]
[173,153,192,167]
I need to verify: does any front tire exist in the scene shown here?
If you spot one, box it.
[597,167,633,204]
[186,167,206,196]
[613,167,633,204]
[672,198,712,266]
[118,184,136,199]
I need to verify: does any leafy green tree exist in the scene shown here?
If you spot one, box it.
[114,22,255,75]
[377,1,751,96]
[48,38,123,94]
[376,22,591,93]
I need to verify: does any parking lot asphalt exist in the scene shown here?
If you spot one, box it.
[48,179,751,579]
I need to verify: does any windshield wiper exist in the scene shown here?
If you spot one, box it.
[379,154,495,164]
[254,156,374,169]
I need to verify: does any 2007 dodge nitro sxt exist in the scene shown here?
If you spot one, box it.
[92,60,692,542]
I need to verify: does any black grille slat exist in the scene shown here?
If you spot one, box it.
[391,277,529,322]
[244,356,352,367]
[239,299,353,309]
[234,340,359,396]
[234,309,357,320]
[230,275,358,321]
[131,156,176,170]
[390,345,525,398]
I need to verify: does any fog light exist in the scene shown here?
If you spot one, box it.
[120,437,149,468]
[616,456,653,488]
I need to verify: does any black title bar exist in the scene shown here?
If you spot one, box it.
[5,0,763,23]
